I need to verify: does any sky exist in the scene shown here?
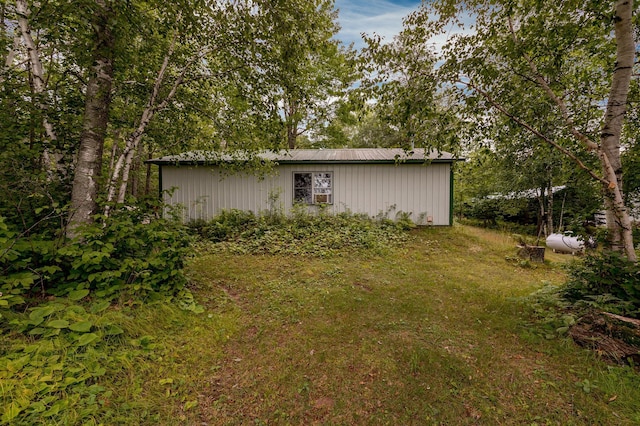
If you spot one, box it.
[334,0,423,49]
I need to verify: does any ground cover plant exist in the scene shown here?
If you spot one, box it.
[3,218,640,424]
[0,205,198,425]
[187,206,412,257]
[183,226,640,425]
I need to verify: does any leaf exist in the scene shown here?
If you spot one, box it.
[104,325,124,336]
[159,378,174,385]
[90,300,111,313]
[68,289,90,301]
[184,400,198,411]
[69,321,93,333]
[76,333,100,346]
[27,310,45,326]
[46,319,69,329]
[30,305,58,320]
[2,402,22,423]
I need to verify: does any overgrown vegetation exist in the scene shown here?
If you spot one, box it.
[0,201,197,424]
[3,218,640,424]
[184,225,640,424]
[187,207,412,257]
[561,251,640,319]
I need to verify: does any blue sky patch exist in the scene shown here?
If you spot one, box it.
[334,0,422,49]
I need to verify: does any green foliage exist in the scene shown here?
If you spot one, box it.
[0,200,199,424]
[521,283,575,340]
[0,205,192,309]
[358,24,462,152]
[55,208,192,302]
[0,298,159,425]
[561,252,640,318]
[188,208,411,257]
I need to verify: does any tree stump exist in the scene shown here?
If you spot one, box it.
[516,245,545,262]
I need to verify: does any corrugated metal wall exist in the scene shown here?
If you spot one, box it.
[161,163,452,225]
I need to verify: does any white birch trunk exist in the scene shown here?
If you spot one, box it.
[67,0,115,238]
[104,36,197,214]
[3,33,21,72]
[506,3,637,261]
[598,0,636,262]
[15,0,58,174]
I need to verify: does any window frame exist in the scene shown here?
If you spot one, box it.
[292,171,333,205]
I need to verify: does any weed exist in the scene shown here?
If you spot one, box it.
[188,208,411,257]
[562,251,640,318]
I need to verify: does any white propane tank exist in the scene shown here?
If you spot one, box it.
[545,233,585,254]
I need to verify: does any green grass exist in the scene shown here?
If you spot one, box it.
[169,224,639,425]
[7,224,640,424]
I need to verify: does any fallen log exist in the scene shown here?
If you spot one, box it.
[569,311,640,366]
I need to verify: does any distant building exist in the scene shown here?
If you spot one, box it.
[148,148,462,225]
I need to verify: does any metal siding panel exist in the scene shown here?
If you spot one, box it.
[161,162,452,225]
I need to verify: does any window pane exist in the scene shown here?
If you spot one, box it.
[294,188,312,204]
[294,173,312,189]
[314,176,331,189]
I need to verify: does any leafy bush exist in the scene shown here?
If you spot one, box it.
[188,208,411,257]
[187,209,258,241]
[1,204,193,309]
[0,297,179,424]
[561,251,640,318]
[0,201,199,424]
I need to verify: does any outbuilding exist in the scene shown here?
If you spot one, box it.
[148,148,460,226]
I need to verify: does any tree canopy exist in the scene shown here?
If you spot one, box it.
[0,0,354,234]
[402,0,638,260]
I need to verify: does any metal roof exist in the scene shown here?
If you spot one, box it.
[148,148,460,165]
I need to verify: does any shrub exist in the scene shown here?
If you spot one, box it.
[189,208,411,257]
[1,201,193,309]
[561,251,640,318]
[0,201,197,424]
[187,209,257,241]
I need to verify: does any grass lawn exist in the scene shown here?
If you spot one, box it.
[118,225,640,425]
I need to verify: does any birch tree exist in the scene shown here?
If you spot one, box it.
[66,0,115,237]
[410,0,638,260]
[9,0,60,175]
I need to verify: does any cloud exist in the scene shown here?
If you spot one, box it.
[335,1,475,54]
[334,0,421,49]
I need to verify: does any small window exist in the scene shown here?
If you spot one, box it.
[293,172,333,204]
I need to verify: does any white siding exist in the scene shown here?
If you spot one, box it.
[161,163,452,225]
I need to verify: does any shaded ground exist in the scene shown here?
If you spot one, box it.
[178,225,640,425]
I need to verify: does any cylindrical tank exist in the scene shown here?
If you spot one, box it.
[545,233,584,254]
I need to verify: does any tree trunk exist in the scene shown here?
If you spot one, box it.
[536,187,545,244]
[67,0,115,238]
[15,0,58,175]
[285,98,299,149]
[104,37,192,212]
[546,180,553,236]
[599,0,636,262]
[145,150,153,196]
[287,123,297,149]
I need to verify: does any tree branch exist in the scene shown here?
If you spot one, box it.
[463,79,608,186]
[506,16,599,152]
